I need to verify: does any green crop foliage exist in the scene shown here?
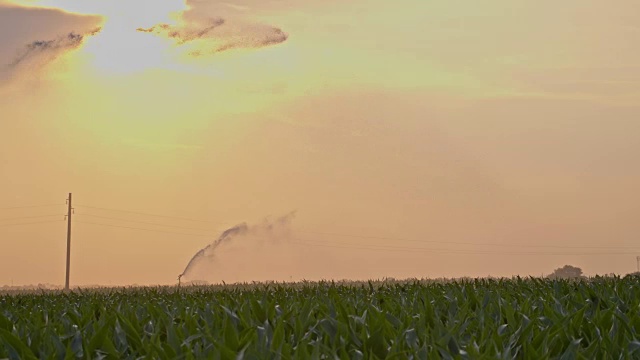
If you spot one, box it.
[1,276,640,359]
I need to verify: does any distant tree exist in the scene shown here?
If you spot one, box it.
[547,265,584,280]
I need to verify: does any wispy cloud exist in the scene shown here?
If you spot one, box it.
[137,18,226,44]
[136,17,288,55]
[9,27,101,68]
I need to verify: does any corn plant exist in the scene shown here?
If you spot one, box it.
[1,276,640,359]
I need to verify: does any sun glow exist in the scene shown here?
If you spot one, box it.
[82,22,176,74]
[8,0,190,74]
[6,0,296,78]
[5,0,303,130]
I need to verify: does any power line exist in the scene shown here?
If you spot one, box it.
[0,204,64,210]
[3,211,629,257]
[289,239,638,256]
[297,230,640,250]
[74,213,218,232]
[13,201,633,255]
[291,239,532,254]
[0,220,64,228]
[74,204,222,224]
[72,205,636,251]
[0,214,65,222]
[74,220,214,237]
[70,211,640,252]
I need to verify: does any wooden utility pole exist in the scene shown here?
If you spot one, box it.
[65,193,73,290]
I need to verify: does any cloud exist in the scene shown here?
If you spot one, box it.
[137,18,226,44]
[3,0,288,75]
[9,27,101,68]
[136,17,288,55]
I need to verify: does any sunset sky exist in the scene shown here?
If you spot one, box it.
[1,0,639,286]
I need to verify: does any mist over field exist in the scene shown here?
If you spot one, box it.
[1,0,640,286]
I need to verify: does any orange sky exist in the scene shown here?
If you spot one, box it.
[1,0,639,286]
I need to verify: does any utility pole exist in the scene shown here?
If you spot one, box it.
[637,256,640,273]
[65,193,73,290]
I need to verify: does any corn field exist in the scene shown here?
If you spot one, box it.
[1,277,640,359]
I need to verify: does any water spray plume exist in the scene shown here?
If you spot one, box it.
[179,223,250,279]
[179,212,296,281]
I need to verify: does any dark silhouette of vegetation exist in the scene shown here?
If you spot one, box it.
[547,265,585,279]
